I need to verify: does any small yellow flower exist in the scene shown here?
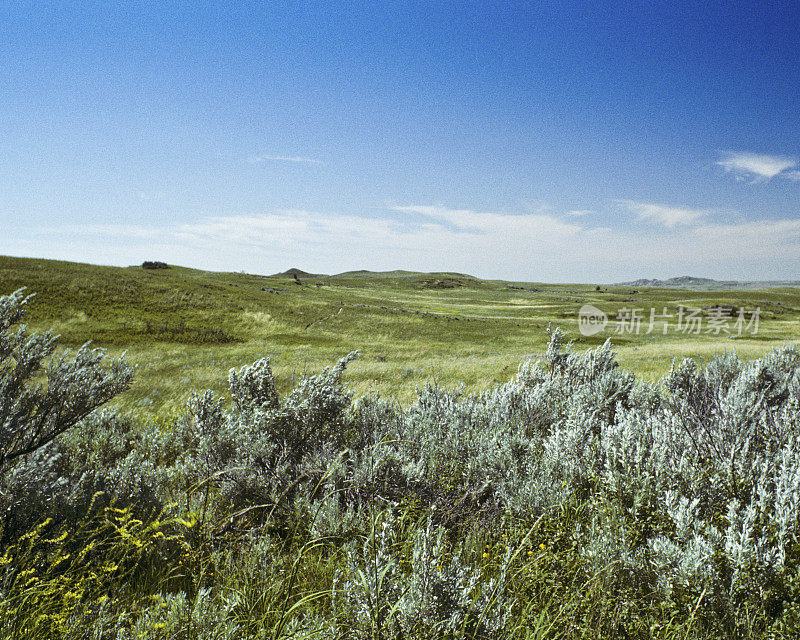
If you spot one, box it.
[527,550,533,556]
[539,543,546,550]
[502,533,507,538]
[482,552,489,558]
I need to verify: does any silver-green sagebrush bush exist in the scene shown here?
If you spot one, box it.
[0,289,135,541]
[0,289,133,469]
[332,513,510,639]
[3,287,800,638]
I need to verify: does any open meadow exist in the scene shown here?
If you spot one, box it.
[4,256,800,639]
[2,255,798,418]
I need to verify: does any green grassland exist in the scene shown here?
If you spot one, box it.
[2,254,799,417]
[4,254,800,638]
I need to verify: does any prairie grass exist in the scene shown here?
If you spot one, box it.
[2,254,799,416]
[4,280,800,639]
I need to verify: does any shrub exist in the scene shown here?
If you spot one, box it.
[5,284,800,637]
[0,289,133,471]
[0,289,135,541]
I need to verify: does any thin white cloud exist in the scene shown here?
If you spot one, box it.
[13,205,800,282]
[392,205,586,238]
[694,218,800,243]
[717,151,798,182]
[247,155,322,165]
[616,200,709,228]
[565,209,594,217]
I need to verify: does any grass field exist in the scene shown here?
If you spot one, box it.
[4,254,800,638]
[2,254,799,417]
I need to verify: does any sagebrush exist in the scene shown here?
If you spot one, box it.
[2,287,800,638]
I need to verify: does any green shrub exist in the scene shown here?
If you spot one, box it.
[4,286,800,638]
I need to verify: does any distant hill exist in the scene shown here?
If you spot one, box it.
[615,276,800,291]
[271,268,327,278]
[332,269,481,280]
[332,269,422,278]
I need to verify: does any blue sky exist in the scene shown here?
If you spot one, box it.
[2,1,799,282]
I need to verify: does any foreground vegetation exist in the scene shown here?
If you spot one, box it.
[2,255,799,418]
[2,286,800,638]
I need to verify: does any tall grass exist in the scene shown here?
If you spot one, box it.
[4,255,799,419]
[3,273,800,638]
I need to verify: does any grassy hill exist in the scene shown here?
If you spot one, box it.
[615,275,800,290]
[2,254,799,417]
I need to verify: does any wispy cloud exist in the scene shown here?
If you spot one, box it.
[717,151,798,182]
[247,155,322,165]
[22,207,599,279]
[616,200,709,228]
[695,218,800,241]
[565,209,594,217]
[12,204,800,281]
[391,205,586,238]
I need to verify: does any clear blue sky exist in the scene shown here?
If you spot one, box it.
[2,1,799,281]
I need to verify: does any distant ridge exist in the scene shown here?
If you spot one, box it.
[333,269,425,278]
[614,275,800,291]
[333,269,479,280]
[271,268,327,278]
